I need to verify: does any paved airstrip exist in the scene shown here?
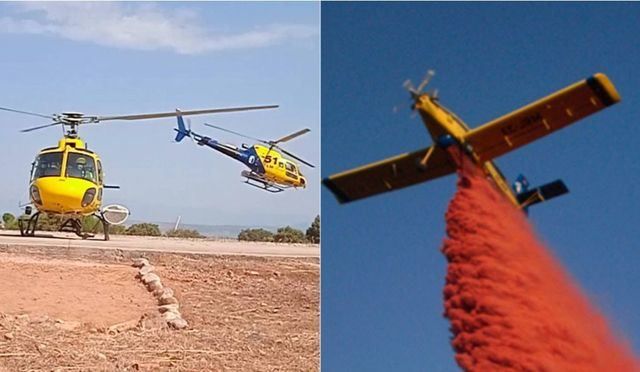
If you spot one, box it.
[0,230,319,258]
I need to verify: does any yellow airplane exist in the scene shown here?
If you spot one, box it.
[323,71,620,210]
[1,105,278,239]
[174,113,314,192]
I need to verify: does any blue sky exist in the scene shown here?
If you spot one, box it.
[322,3,640,371]
[0,2,319,227]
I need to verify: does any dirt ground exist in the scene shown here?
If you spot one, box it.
[0,245,319,371]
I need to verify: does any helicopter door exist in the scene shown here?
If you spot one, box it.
[285,162,299,179]
[97,160,104,186]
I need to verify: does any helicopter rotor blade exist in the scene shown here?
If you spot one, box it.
[277,146,315,168]
[203,123,266,143]
[20,121,64,133]
[272,128,311,144]
[186,118,196,144]
[95,105,279,122]
[0,106,56,120]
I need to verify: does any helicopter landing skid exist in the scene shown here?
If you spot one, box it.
[59,218,93,240]
[18,212,40,237]
[57,214,110,241]
[242,174,288,193]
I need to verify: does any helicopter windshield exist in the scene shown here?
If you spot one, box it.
[65,153,97,183]
[32,152,63,180]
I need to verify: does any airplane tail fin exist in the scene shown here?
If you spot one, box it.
[174,109,191,142]
[514,175,569,210]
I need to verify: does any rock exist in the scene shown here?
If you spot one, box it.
[55,320,81,331]
[138,265,155,276]
[4,332,14,340]
[163,311,181,321]
[132,258,150,268]
[15,314,30,322]
[141,273,161,285]
[245,270,260,276]
[158,295,179,306]
[107,319,139,334]
[160,287,174,298]
[146,280,163,292]
[158,304,180,313]
[96,352,107,361]
[167,317,188,330]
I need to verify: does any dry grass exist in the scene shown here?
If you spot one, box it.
[0,247,319,371]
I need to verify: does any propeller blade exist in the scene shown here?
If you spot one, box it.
[416,69,435,93]
[203,123,266,143]
[95,105,279,122]
[272,128,311,144]
[278,146,315,168]
[0,106,55,120]
[403,79,414,91]
[20,121,64,133]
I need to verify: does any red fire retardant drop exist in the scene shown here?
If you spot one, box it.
[442,148,639,371]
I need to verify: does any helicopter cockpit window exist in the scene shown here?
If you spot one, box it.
[32,152,63,180]
[285,162,298,175]
[66,153,97,183]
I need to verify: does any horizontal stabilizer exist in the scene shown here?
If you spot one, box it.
[516,179,569,208]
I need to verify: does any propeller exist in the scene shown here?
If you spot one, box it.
[403,69,436,98]
[203,123,315,168]
[1,104,279,135]
[395,69,439,116]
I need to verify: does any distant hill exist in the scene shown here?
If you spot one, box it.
[126,220,309,238]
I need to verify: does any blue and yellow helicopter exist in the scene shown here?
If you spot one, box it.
[173,111,314,192]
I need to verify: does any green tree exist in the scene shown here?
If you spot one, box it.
[166,228,204,239]
[238,228,274,242]
[274,226,306,243]
[306,215,320,243]
[125,223,161,236]
[2,213,15,224]
[2,213,18,230]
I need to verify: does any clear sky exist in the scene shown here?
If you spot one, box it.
[322,3,640,371]
[0,2,319,227]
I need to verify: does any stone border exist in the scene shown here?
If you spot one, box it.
[132,257,188,330]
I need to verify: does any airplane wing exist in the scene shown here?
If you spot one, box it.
[464,73,620,163]
[323,146,456,203]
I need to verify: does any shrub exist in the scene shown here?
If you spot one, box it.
[166,228,204,239]
[238,228,274,242]
[274,226,306,243]
[125,223,161,236]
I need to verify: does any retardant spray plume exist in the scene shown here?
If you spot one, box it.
[441,147,639,371]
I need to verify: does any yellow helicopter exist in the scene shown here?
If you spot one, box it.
[173,112,314,192]
[1,105,278,240]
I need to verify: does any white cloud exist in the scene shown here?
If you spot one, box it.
[0,2,317,54]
